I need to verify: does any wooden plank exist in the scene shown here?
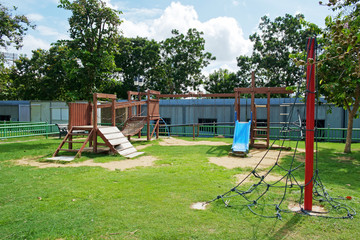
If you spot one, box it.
[157,93,234,98]
[109,137,129,146]
[53,127,73,157]
[75,129,94,158]
[117,147,137,156]
[98,127,120,134]
[96,128,118,154]
[103,132,124,140]
[96,93,117,99]
[115,142,133,150]
[234,87,292,94]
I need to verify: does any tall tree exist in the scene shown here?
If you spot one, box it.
[0,3,34,97]
[114,37,161,98]
[237,14,321,88]
[0,4,34,51]
[204,68,249,93]
[58,0,123,100]
[317,0,360,153]
[155,29,215,94]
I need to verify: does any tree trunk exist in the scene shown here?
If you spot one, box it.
[344,111,354,153]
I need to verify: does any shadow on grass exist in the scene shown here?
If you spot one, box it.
[279,147,360,190]
[268,214,302,239]
[206,145,232,157]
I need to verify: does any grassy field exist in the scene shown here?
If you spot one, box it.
[0,136,359,239]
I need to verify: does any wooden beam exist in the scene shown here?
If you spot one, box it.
[234,87,292,94]
[157,93,234,98]
[95,93,117,99]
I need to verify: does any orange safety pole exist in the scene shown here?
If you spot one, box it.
[304,37,316,211]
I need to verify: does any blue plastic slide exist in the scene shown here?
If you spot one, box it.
[232,120,251,153]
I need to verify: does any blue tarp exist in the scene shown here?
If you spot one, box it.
[232,120,251,153]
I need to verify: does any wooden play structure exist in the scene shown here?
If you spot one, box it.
[156,72,293,149]
[53,91,160,158]
[234,72,293,148]
[52,73,292,159]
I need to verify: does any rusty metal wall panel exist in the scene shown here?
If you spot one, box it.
[148,99,159,118]
[68,103,92,127]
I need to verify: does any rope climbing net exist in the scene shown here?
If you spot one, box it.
[208,39,356,220]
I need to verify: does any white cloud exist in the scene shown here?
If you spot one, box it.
[103,0,119,10]
[121,1,252,73]
[37,26,61,37]
[232,1,240,6]
[10,35,51,57]
[26,13,44,21]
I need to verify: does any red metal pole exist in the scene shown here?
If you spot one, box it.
[304,38,316,211]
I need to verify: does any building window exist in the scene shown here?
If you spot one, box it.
[0,115,11,121]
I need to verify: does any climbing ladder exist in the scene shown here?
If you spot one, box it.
[251,103,270,148]
[53,126,143,158]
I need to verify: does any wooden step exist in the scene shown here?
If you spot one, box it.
[253,128,268,131]
[98,127,120,134]
[125,152,144,158]
[65,140,88,144]
[253,137,267,140]
[108,137,128,146]
[103,132,124,140]
[117,147,137,156]
[115,142,133,150]
[69,132,89,136]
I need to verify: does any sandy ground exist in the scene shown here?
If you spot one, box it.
[158,137,229,146]
[13,137,302,173]
[209,149,293,169]
[16,156,158,171]
[234,171,287,184]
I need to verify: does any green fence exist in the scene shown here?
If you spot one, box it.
[144,123,360,142]
[0,122,59,139]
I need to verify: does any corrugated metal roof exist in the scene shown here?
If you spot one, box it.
[0,100,30,106]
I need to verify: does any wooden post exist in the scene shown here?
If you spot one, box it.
[147,91,150,141]
[112,98,116,127]
[93,93,98,153]
[193,124,195,140]
[250,72,256,146]
[68,103,73,150]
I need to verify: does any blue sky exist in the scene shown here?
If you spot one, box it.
[4,0,334,73]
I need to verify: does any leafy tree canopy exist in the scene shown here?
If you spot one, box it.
[237,14,321,89]
[317,0,360,153]
[204,68,249,94]
[0,4,34,51]
[156,28,215,94]
[58,0,123,100]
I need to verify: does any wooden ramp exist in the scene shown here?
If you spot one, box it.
[97,126,144,158]
[53,126,143,158]
[121,116,147,137]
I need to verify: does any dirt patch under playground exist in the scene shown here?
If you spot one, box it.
[16,156,158,171]
[158,137,229,146]
[209,149,294,169]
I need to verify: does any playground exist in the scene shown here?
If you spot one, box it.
[0,38,359,239]
[0,135,359,239]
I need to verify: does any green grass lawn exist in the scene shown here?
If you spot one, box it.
[0,136,359,239]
